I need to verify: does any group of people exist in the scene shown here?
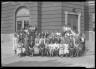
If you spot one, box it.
[13,25,85,58]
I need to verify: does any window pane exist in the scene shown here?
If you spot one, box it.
[17,21,22,31]
[24,20,29,29]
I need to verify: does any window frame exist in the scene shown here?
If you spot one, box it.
[15,7,30,32]
[65,11,81,34]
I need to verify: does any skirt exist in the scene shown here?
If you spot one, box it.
[34,47,39,54]
[59,48,64,55]
[64,49,69,54]
[16,48,22,55]
[22,48,26,53]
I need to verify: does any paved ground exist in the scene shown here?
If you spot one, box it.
[1,38,95,68]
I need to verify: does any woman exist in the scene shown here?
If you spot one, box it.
[39,37,45,56]
[53,41,59,56]
[59,39,64,58]
[63,35,69,57]
[24,34,29,56]
[13,33,18,54]
[48,41,54,57]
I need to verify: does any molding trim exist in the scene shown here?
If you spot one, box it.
[65,11,81,34]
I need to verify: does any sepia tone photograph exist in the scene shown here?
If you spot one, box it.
[1,1,95,68]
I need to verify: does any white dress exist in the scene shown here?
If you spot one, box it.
[59,44,64,55]
[13,37,18,51]
[16,48,22,55]
[63,44,69,54]
[22,47,26,53]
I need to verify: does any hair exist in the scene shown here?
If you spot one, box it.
[14,33,17,38]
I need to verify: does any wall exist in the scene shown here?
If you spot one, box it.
[62,2,85,34]
[42,2,62,33]
[1,2,38,42]
[1,2,38,34]
[88,4,95,31]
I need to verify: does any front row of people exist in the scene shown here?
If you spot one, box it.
[13,31,85,58]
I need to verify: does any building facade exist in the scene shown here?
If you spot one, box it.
[1,2,95,42]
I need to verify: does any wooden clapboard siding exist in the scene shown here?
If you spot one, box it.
[42,22,62,26]
[88,4,95,31]
[1,2,38,34]
[62,2,85,33]
[64,2,84,6]
[2,2,91,36]
[42,25,62,30]
[63,2,84,10]
[24,2,38,26]
[42,2,62,32]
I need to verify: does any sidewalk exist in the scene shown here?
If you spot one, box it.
[1,34,95,68]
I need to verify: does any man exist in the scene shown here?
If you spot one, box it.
[53,41,59,56]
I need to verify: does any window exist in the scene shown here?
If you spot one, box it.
[17,21,22,31]
[16,7,29,31]
[24,20,29,29]
[65,11,81,33]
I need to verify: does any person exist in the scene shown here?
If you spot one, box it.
[48,41,54,57]
[59,40,64,58]
[13,33,18,54]
[63,43,69,57]
[69,38,74,58]
[24,34,29,56]
[63,35,69,57]
[53,41,59,56]
[56,30,61,37]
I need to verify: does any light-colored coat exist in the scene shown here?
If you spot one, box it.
[13,36,18,51]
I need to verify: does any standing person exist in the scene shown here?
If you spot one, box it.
[63,35,69,57]
[39,36,45,56]
[56,30,61,37]
[80,33,85,52]
[24,34,29,56]
[69,37,74,58]
[13,33,18,54]
[59,38,64,58]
